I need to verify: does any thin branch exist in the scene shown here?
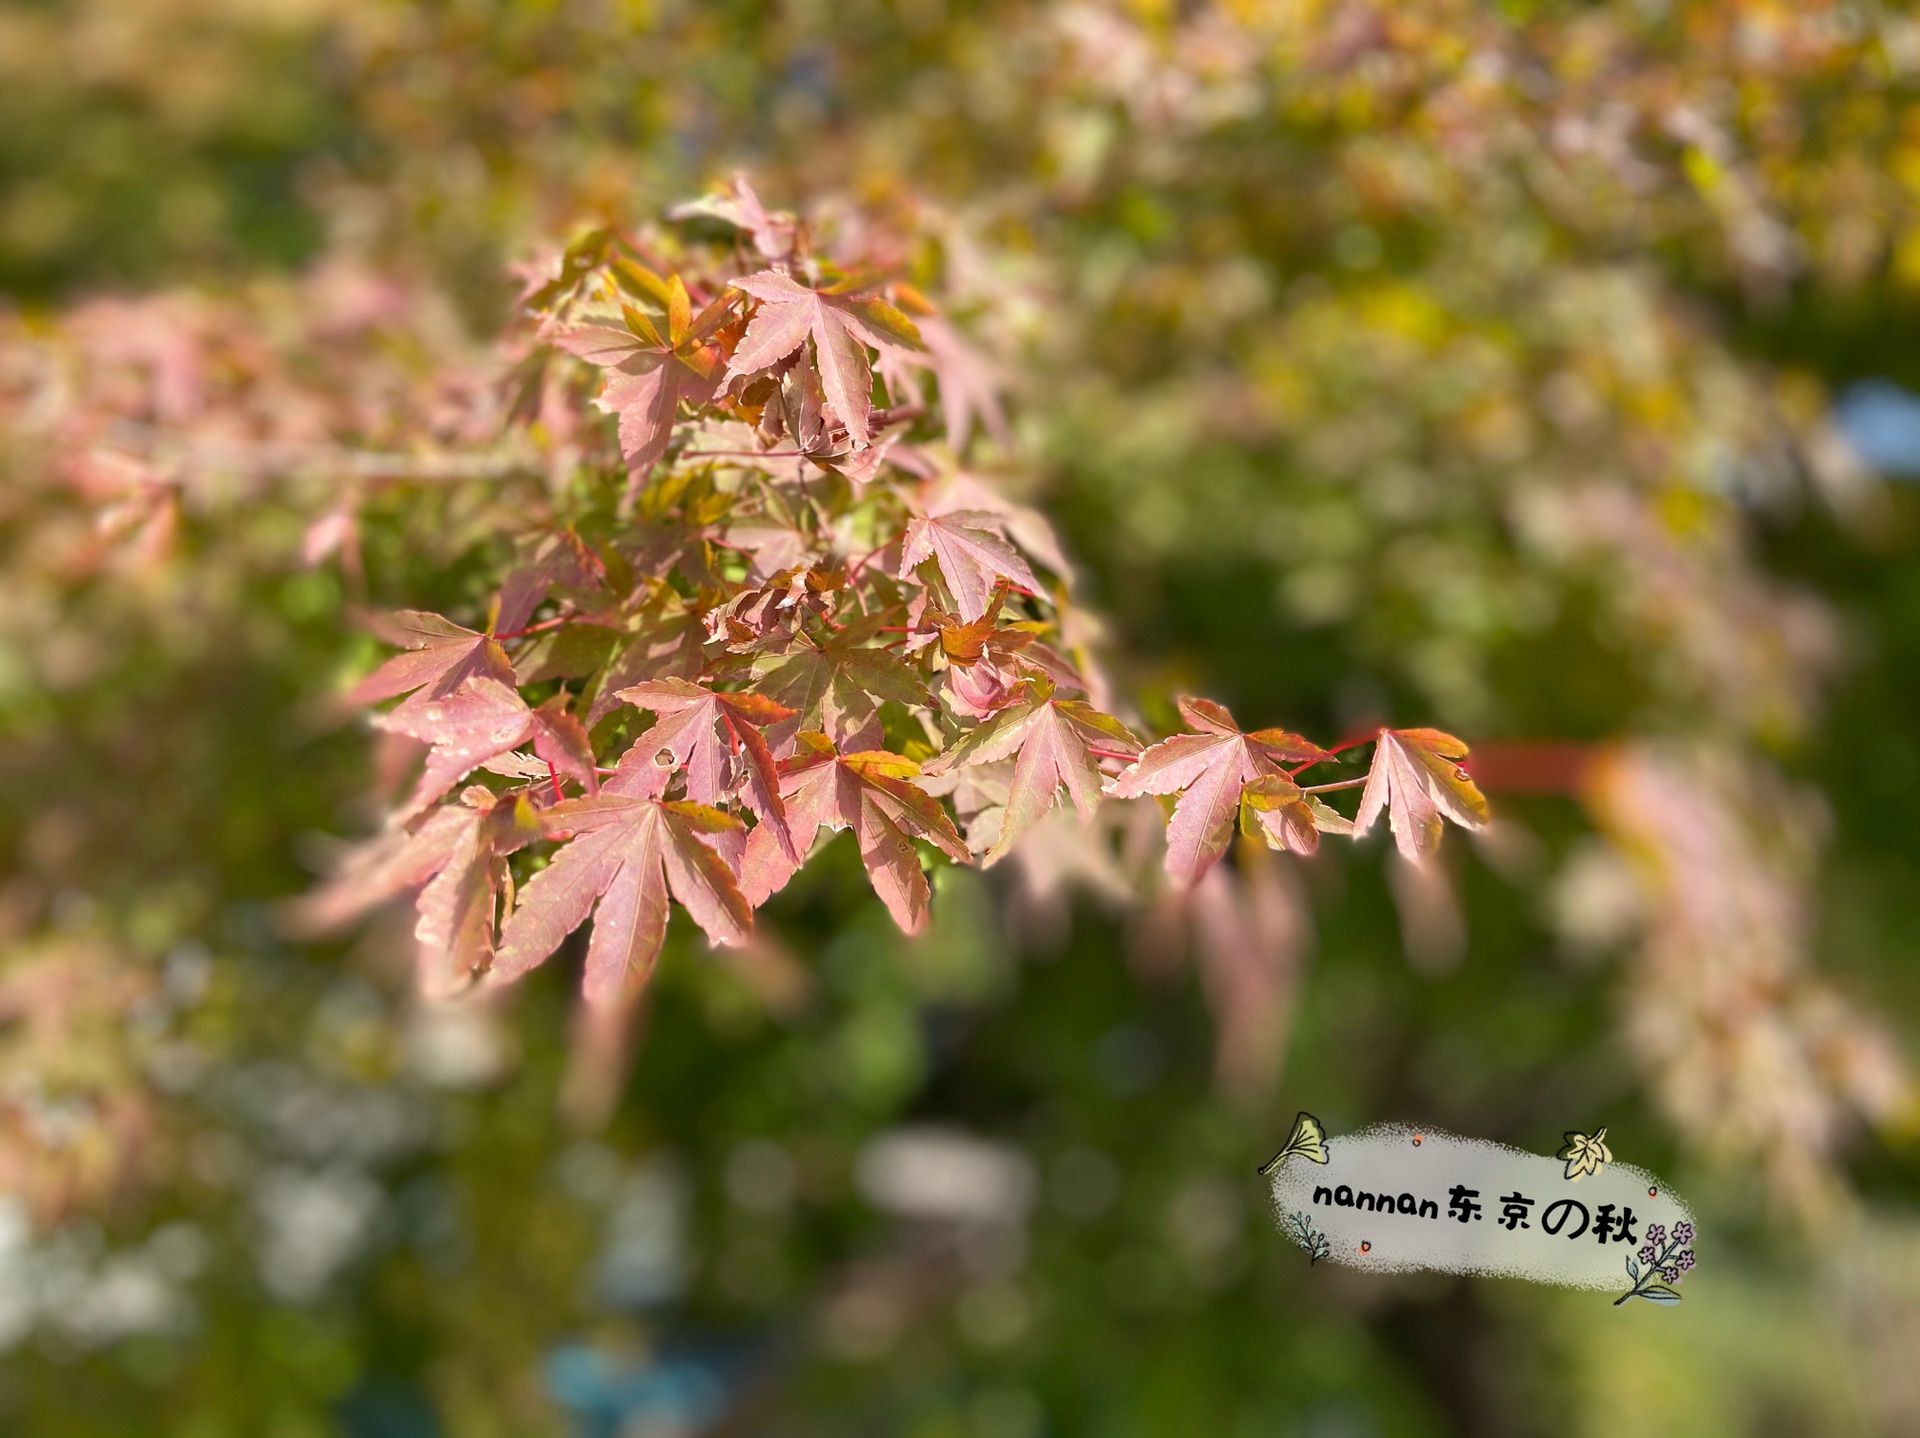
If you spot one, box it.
[97,419,533,483]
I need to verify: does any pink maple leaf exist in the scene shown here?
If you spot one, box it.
[740,735,970,935]
[898,510,1040,622]
[614,678,800,860]
[1107,697,1328,886]
[1353,728,1489,864]
[493,796,751,1005]
[348,611,514,709]
[725,271,922,450]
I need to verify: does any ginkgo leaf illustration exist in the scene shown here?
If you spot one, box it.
[741,734,971,934]
[373,676,535,820]
[725,271,922,449]
[898,510,1040,622]
[492,795,751,1005]
[348,610,514,709]
[1239,774,1353,856]
[614,677,800,860]
[1352,727,1489,864]
[1108,697,1328,886]
[924,683,1140,863]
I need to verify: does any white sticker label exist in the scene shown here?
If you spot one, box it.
[1262,1116,1699,1305]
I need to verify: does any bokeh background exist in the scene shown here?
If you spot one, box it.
[5,1,1920,1433]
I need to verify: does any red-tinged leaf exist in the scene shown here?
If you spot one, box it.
[752,622,929,754]
[598,356,722,499]
[349,611,514,707]
[531,699,599,796]
[548,321,722,499]
[374,677,534,820]
[726,271,922,449]
[898,510,1040,622]
[1353,728,1489,864]
[917,312,1010,450]
[583,600,709,725]
[1238,775,1353,857]
[669,174,797,261]
[741,737,969,935]
[412,798,532,998]
[493,795,751,1005]
[1107,697,1329,886]
[296,790,540,997]
[294,804,476,936]
[925,691,1140,864]
[494,529,605,636]
[1175,697,1327,762]
[613,678,800,860]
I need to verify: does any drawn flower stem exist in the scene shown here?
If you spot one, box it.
[1614,1232,1690,1306]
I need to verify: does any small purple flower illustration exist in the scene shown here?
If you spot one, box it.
[1615,1220,1699,1307]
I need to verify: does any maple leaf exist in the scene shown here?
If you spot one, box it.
[549,280,726,500]
[668,173,797,262]
[1353,728,1489,864]
[493,796,751,1005]
[917,312,1011,451]
[531,697,600,797]
[725,271,922,450]
[741,735,970,935]
[348,611,514,709]
[583,594,710,725]
[924,684,1140,864]
[751,617,929,754]
[374,677,535,820]
[494,529,605,636]
[1238,774,1354,857]
[898,510,1040,623]
[1107,697,1329,886]
[614,678,800,861]
[295,788,540,997]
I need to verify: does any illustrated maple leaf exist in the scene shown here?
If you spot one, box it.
[549,277,727,499]
[493,796,752,1005]
[1352,727,1489,864]
[923,683,1140,864]
[1107,697,1329,886]
[614,678,800,861]
[751,617,929,754]
[741,734,970,935]
[1238,774,1353,857]
[725,271,922,450]
[348,610,514,709]
[898,510,1040,623]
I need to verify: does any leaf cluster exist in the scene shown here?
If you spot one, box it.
[308,181,1489,1006]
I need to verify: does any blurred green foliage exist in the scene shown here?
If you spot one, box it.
[3,2,1920,1435]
